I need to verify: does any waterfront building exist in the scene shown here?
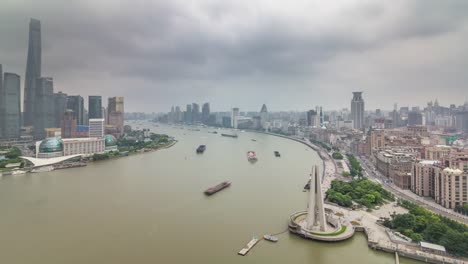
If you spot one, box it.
[1,72,21,139]
[350,92,365,130]
[185,104,192,124]
[434,168,468,209]
[88,96,102,119]
[61,110,77,138]
[175,106,182,123]
[231,108,239,128]
[104,134,118,152]
[89,119,105,138]
[23,18,42,127]
[67,95,85,125]
[202,103,210,124]
[34,77,54,139]
[53,92,67,128]
[36,137,105,158]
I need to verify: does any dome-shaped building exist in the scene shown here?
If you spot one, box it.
[37,137,64,158]
[105,135,118,152]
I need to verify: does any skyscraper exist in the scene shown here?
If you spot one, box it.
[34,77,54,138]
[1,72,21,139]
[192,103,200,123]
[88,96,102,119]
[185,104,192,123]
[260,104,268,129]
[107,97,124,137]
[231,108,239,128]
[24,18,42,126]
[67,95,85,125]
[89,119,105,138]
[202,103,210,124]
[53,92,67,128]
[350,92,365,130]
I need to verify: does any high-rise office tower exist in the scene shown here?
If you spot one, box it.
[306,110,317,127]
[88,96,102,119]
[34,77,54,138]
[61,109,77,138]
[231,108,239,128]
[67,95,85,125]
[350,92,365,129]
[192,103,200,123]
[24,18,42,126]
[53,92,67,128]
[185,104,192,123]
[202,103,210,124]
[175,106,182,123]
[107,97,124,137]
[408,111,423,126]
[1,72,21,139]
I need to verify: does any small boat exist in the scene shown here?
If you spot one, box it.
[274,151,281,157]
[196,145,206,154]
[263,234,278,242]
[247,151,257,162]
[251,139,257,142]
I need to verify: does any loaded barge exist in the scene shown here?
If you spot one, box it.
[204,181,231,195]
[221,133,238,138]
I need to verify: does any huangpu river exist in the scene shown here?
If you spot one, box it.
[0,122,420,264]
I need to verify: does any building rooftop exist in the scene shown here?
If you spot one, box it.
[420,241,446,253]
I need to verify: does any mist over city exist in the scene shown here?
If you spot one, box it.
[1,0,468,112]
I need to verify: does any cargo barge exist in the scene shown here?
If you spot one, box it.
[221,133,238,138]
[196,145,206,154]
[204,181,231,195]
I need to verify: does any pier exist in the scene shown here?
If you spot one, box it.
[238,238,259,256]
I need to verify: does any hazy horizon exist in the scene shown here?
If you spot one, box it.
[2,0,468,112]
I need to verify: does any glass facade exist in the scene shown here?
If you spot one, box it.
[39,137,63,153]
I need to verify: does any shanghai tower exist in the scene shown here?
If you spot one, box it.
[24,18,41,126]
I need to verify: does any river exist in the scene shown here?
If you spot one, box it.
[0,122,420,264]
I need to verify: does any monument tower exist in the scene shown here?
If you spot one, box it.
[305,165,327,232]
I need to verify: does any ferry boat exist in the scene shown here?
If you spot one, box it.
[274,151,281,157]
[204,181,231,195]
[263,234,279,242]
[221,133,238,138]
[247,151,257,162]
[196,145,206,154]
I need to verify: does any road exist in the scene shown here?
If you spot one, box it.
[356,156,468,224]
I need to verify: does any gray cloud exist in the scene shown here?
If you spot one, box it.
[1,0,468,112]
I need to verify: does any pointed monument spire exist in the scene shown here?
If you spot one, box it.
[306,165,327,232]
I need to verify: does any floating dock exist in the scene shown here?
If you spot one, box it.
[238,238,259,256]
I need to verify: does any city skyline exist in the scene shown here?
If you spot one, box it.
[1,1,468,112]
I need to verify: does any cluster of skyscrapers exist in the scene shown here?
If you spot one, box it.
[0,19,125,142]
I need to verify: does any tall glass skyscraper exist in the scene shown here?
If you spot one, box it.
[67,95,85,126]
[34,77,54,138]
[88,96,102,119]
[2,73,21,139]
[24,18,42,126]
[351,92,365,130]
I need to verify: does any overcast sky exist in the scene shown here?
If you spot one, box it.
[1,0,468,112]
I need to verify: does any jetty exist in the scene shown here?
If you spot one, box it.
[238,238,259,256]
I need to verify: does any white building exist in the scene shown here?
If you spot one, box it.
[89,118,105,138]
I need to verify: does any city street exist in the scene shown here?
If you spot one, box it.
[357,156,468,224]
